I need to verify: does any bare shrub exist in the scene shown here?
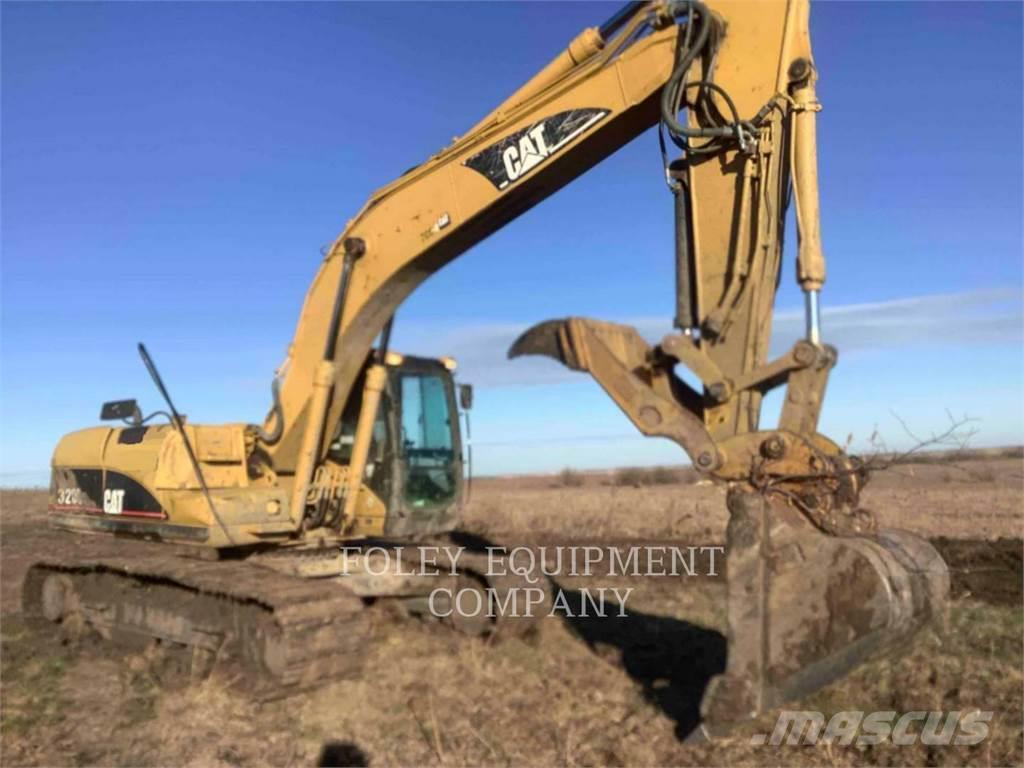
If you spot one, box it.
[613,466,682,487]
[677,467,700,484]
[556,468,584,488]
[648,466,679,485]
[613,467,647,487]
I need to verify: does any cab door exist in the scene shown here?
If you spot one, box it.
[387,359,464,534]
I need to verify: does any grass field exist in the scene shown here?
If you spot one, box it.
[1,455,1021,766]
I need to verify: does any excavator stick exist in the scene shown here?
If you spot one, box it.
[511,318,950,733]
[505,0,949,733]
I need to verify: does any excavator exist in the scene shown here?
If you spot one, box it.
[24,0,949,734]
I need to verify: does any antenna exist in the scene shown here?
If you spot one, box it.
[137,343,235,545]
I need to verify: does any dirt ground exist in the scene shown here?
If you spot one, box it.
[1,455,1021,767]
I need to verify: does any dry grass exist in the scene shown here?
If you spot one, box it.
[465,457,1024,541]
[2,594,1020,766]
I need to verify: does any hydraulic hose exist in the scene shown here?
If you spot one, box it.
[598,0,646,40]
[256,377,284,445]
[660,1,759,151]
[659,1,713,139]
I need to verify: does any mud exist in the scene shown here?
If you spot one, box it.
[933,536,1023,606]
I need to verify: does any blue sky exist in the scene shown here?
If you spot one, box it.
[2,1,1021,484]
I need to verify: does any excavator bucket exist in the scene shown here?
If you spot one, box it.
[511,317,949,734]
[699,491,949,735]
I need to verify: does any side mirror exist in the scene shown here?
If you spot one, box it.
[458,383,474,410]
[100,399,142,426]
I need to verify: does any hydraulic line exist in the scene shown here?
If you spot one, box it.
[289,238,364,527]
[670,162,697,332]
[598,0,645,39]
[256,377,284,445]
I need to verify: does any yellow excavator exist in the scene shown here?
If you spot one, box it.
[24,0,948,733]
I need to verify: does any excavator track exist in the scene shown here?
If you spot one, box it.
[21,551,368,698]
[455,551,552,639]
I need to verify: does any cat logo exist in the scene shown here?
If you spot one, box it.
[103,487,125,515]
[464,108,609,190]
[502,124,551,183]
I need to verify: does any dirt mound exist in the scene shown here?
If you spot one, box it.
[932,537,1023,606]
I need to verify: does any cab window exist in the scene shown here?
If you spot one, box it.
[400,374,456,507]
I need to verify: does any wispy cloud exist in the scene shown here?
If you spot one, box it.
[393,288,1023,388]
[769,288,1023,353]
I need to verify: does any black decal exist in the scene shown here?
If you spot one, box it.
[118,427,148,445]
[464,108,610,190]
[50,468,104,511]
[50,467,165,519]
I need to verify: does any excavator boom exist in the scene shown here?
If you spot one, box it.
[269,2,684,475]
[269,0,836,511]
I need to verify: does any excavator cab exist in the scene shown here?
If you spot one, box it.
[328,353,467,536]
